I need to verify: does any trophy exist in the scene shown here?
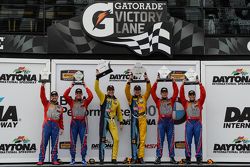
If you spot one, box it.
[39,68,51,83]
[157,66,172,82]
[96,60,113,78]
[130,62,147,83]
[73,71,84,85]
[184,69,199,85]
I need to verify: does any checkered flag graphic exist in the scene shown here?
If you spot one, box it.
[48,17,97,53]
[104,22,172,57]
[3,35,46,53]
[205,37,250,55]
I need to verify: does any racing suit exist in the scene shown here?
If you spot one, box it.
[38,85,64,162]
[151,81,178,159]
[95,80,123,161]
[63,86,93,161]
[125,81,151,160]
[180,83,206,159]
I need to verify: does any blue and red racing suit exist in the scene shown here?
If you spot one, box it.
[38,85,64,162]
[63,86,93,161]
[151,81,178,159]
[180,83,206,159]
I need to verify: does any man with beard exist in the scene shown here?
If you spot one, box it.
[37,82,64,165]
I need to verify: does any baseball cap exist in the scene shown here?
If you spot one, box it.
[134,85,141,90]
[50,91,58,96]
[75,88,82,94]
[161,87,168,93]
[188,90,196,95]
[107,85,114,91]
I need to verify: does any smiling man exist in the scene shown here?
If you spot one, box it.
[37,82,64,166]
[63,81,93,165]
[125,73,151,164]
[180,79,206,164]
[95,69,123,164]
[151,77,178,164]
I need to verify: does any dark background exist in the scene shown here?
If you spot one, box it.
[0,0,250,60]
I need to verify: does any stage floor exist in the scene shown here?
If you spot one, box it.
[1,163,250,166]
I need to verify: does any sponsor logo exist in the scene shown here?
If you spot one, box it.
[145,144,157,149]
[175,141,185,149]
[212,68,250,85]
[83,2,166,37]
[0,66,37,84]
[224,107,250,128]
[60,70,84,81]
[91,143,157,150]
[82,2,171,56]
[213,136,250,154]
[59,141,71,149]
[109,69,131,82]
[0,37,4,50]
[233,136,250,144]
[173,98,186,125]
[120,118,156,126]
[0,136,36,154]
[169,71,186,81]
[91,142,113,150]
[0,98,19,128]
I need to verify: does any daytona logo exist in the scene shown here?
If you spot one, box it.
[0,136,36,154]
[223,107,250,128]
[0,67,37,84]
[212,68,250,85]
[213,136,250,154]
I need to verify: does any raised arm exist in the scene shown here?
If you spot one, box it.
[171,81,179,106]
[125,82,132,105]
[94,79,105,104]
[63,85,74,107]
[40,84,49,107]
[198,83,206,106]
[179,83,187,107]
[144,81,151,100]
[84,86,93,108]
[151,82,159,103]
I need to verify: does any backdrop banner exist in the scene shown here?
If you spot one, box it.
[0,58,50,163]
[202,61,250,162]
[51,60,200,162]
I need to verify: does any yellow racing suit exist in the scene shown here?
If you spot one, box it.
[95,79,123,161]
[125,81,151,160]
